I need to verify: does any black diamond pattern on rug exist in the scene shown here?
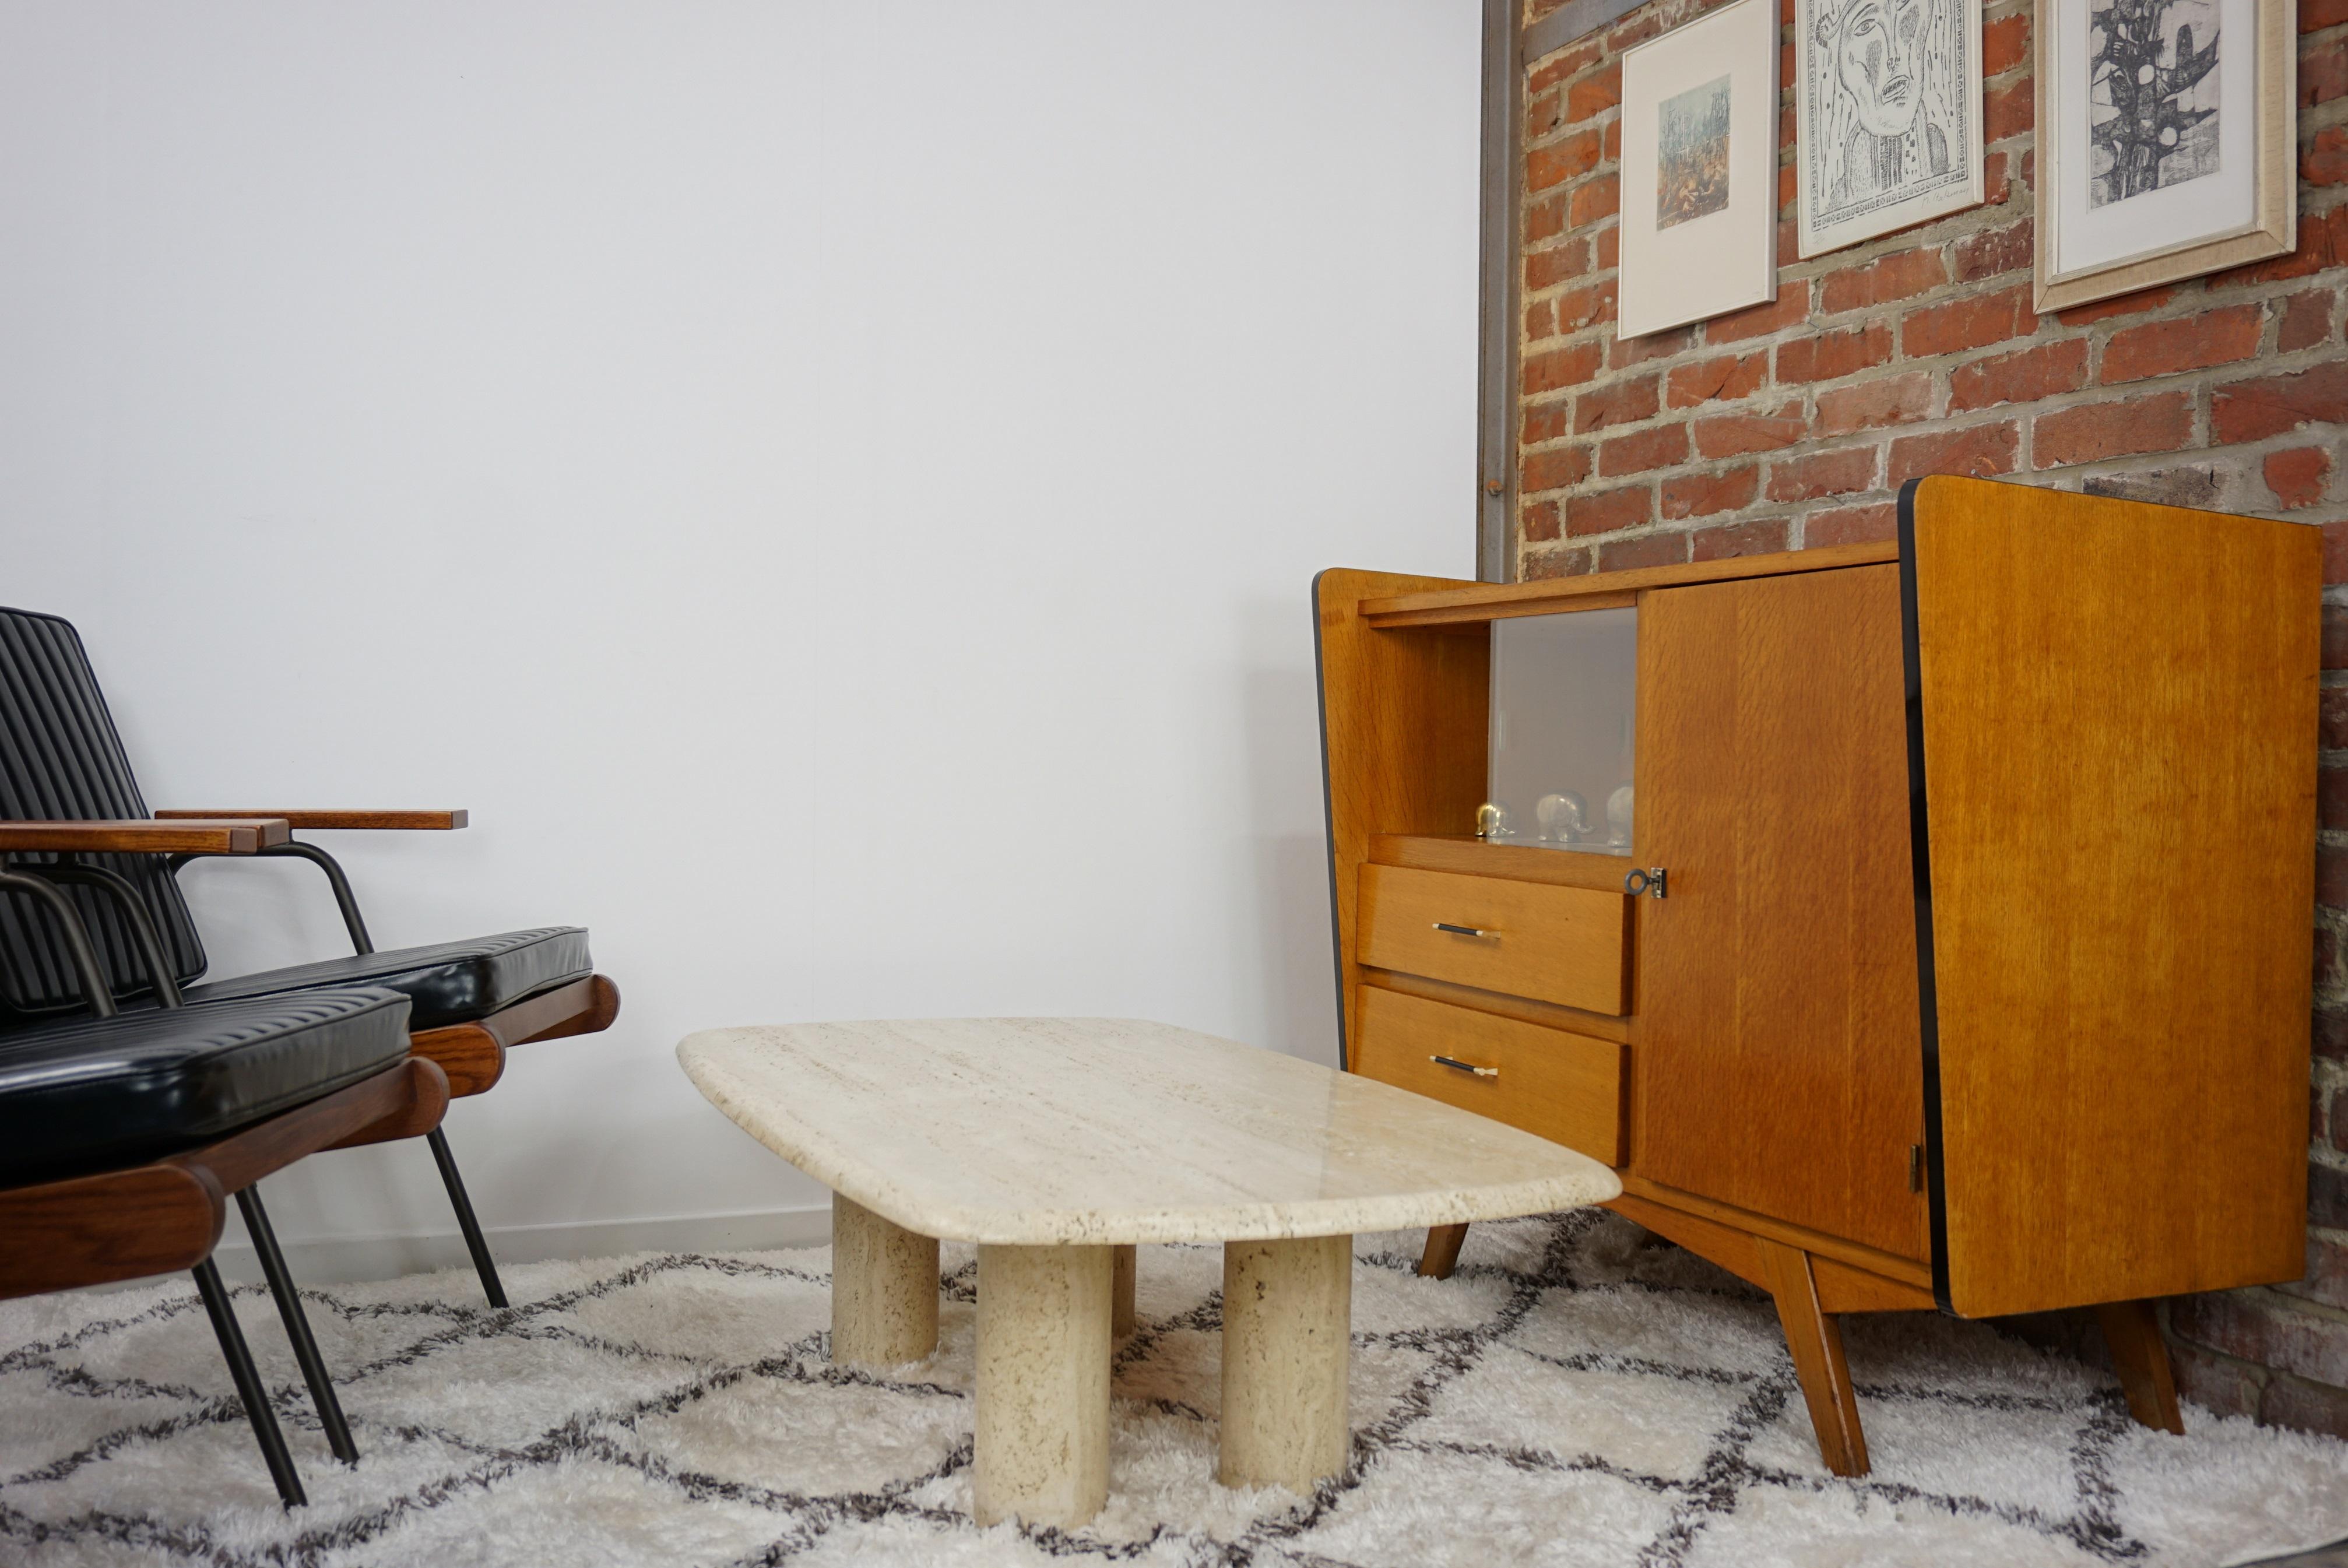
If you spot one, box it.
[3,1211,2345,1566]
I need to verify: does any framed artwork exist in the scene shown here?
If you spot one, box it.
[2033,0,2294,310]
[1618,0,1780,339]
[1796,0,1988,255]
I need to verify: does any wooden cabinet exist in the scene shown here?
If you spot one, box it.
[1313,476,2319,1476]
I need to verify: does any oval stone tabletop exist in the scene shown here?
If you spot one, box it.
[676,1017,1621,1246]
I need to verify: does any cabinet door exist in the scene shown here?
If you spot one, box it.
[1631,564,1926,1260]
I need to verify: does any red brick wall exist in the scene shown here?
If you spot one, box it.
[1516,0,2348,1436]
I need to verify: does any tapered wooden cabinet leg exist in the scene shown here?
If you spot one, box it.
[1418,1222,1468,1280]
[1755,1237,1870,1477]
[2096,1299,2185,1436]
[830,1192,939,1369]
[1112,1244,1137,1339]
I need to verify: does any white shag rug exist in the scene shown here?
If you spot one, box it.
[4,1211,2347,1567]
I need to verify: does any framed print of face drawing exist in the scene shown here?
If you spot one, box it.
[1797,0,1987,254]
[2033,0,2293,310]
[1618,0,1779,339]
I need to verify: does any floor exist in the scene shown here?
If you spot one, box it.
[4,1210,2346,1567]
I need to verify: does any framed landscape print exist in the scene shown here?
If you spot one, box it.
[1797,0,1988,255]
[2034,0,2294,310]
[1618,0,1779,339]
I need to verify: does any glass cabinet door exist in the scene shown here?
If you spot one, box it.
[1485,607,1638,853]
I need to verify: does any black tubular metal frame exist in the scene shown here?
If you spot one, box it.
[235,1188,358,1465]
[0,867,119,1017]
[169,841,375,957]
[192,1257,306,1509]
[3,855,361,1493]
[140,841,508,1305]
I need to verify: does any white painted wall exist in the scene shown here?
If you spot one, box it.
[0,1,1482,1271]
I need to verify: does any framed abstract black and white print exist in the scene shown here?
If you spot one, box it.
[1618,0,1780,339]
[2034,0,2294,310]
[1797,0,1988,255]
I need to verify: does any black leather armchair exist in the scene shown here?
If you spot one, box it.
[0,606,623,1307]
[0,862,440,1508]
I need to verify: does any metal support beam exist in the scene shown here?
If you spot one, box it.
[1476,0,1526,582]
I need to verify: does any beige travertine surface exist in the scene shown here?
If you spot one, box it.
[1219,1234,1353,1490]
[973,1243,1112,1527]
[829,1193,938,1369]
[677,1018,1619,1245]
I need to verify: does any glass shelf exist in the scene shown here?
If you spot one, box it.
[1484,607,1636,855]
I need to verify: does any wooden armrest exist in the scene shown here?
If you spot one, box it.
[0,818,291,854]
[154,809,467,831]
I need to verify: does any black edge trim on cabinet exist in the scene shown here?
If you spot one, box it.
[1310,568,1350,1072]
[1895,477,1954,1314]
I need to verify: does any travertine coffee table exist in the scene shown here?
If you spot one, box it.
[676,1017,1618,1528]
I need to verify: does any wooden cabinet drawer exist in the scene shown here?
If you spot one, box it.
[1358,863,1629,1015]
[1351,986,1623,1163]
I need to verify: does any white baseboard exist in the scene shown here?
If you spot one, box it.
[209,1204,834,1286]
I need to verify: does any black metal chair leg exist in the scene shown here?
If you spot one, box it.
[427,1127,508,1309]
[192,1258,305,1509]
[235,1187,358,1465]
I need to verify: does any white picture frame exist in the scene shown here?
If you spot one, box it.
[1797,0,1988,255]
[2033,0,2293,311]
[1618,0,1780,339]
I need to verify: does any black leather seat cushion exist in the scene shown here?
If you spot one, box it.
[181,927,593,1031]
[0,987,414,1188]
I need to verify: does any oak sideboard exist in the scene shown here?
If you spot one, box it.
[1312,474,2319,1474]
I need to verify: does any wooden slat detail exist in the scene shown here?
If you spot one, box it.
[1359,863,1629,1016]
[0,1164,226,1301]
[1370,833,1636,892]
[1632,564,1928,1261]
[409,1023,504,1098]
[1910,476,2319,1316]
[1614,1173,1934,1290]
[156,809,468,830]
[171,1060,428,1195]
[324,1057,453,1149]
[404,976,621,1099]
[1315,568,1492,1061]
[1361,542,1900,628]
[500,973,621,1047]
[1363,969,1629,1043]
[0,818,290,854]
[1351,987,1623,1163]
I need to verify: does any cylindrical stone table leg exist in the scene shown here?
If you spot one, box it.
[974,1243,1112,1528]
[1112,1244,1137,1339]
[1218,1233,1352,1492]
[830,1192,939,1369]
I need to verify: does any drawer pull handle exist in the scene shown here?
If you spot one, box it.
[1430,1054,1499,1079]
[1432,922,1498,938]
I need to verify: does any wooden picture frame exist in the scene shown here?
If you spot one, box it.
[1617,0,1780,338]
[1795,0,1989,257]
[2033,0,2294,312]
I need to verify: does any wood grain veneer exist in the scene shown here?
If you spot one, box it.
[0,819,290,855]
[1906,476,2318,1315]
[1358,863,1630,1017]
[1358,541,1899,629]
[1351,986,1624,1163]
[1315,568,1491,1061]
[156,810,469,831]
[1632,564,1927,1262]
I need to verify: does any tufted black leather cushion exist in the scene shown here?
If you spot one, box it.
[0,608,209,1015]
[182,927,593,1031]
[0,987,414,1188]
